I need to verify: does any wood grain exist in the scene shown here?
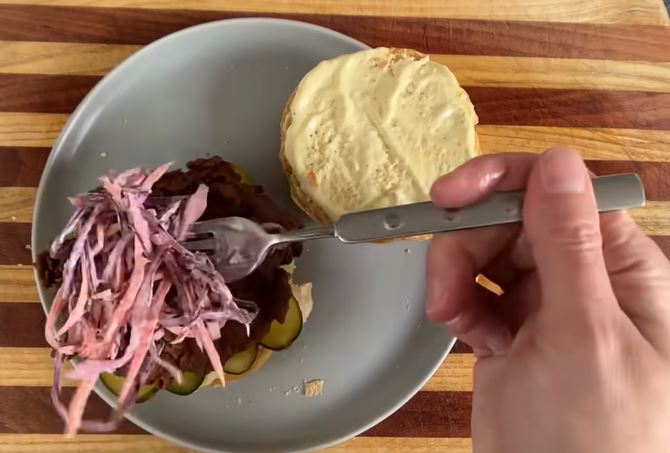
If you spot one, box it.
[0,41,137,76]
[365,391,471,437]
[5,42,670,93]
[433,55,670,93]
[0,0,665,24]
[630,202,670,236]
[469,87,670,130]
[0,303,46,347]
[0,434,472,452]
[0,265,37,302]
[477,126,670,161]
[0,387,143,434]
[0,348,474,391]
[0,187,34,222]
[0,434,195,453]
[0,147,49,187]
[0,6,668,60]
[3,73,669,130]
[0,113,66,147]
[0,387,471,437]
[0,224,31,265]
[0,74,97,114]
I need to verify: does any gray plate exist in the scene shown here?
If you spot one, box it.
[32,18,455,453]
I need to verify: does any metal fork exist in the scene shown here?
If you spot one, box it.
[183,173,645,282]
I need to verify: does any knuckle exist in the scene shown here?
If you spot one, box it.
[547,219,602,252]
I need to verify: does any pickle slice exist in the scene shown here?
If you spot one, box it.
[166,371,204,395]
[223,345,259,375]
[231,164,251,184]
[99,373,158,403]
[260,296,303,351]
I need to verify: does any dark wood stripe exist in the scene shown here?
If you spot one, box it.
[3,73,668,131]
[0,224,31,265]
[585,161,670,201]
[0,147,49,187]
[451,340,472,354]
[0,5,668,61]
[364,391,471,437]
[468,88,670,131]
[0,74,95,115]
[0,303,46,347]
[0,386,469,437]
[0,387,143,434]
[651,236,670,259]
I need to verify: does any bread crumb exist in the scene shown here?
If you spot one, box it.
[10,216,17,221]
[100,152,108,157]
[304,379,324,397]
[404,248,412,254]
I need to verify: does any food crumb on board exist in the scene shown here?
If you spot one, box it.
[10,216,17,221]
[269,385,276,393]
[303,379,324,397]
[100,152,108,157]
[404,248,412,254]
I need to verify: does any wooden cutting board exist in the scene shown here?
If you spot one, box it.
[0,1,668,451]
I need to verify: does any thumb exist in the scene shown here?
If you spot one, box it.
[523,148,617,325]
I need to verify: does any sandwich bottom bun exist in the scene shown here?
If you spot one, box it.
[200,262,313,388]
[280,48,479,242]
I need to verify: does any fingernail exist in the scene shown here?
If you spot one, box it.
[539,148,586,194]
[487,327,512,355]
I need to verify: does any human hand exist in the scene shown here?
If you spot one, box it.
[426,148,670,453]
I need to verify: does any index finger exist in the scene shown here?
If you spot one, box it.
[430,153,537,208]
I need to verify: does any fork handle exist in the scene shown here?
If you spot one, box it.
[278,224,336,242]
[334,173,645,243]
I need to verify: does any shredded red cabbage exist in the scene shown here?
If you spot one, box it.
[45,163,256,435]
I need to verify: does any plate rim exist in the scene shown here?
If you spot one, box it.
[31,17,456,453]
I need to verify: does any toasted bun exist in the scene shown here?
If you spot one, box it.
[200,263,312,388]
[280,47,479,232]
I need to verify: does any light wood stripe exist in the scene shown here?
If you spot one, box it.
[0,187,34,222]
[330,437,471,452]
[436,55,670,93]
[3,42,670,93]
[0,42,137,76]
[0,434,472,452]
[0,347,474,391]
[0,434,195,453]
[0,113,65,147]
[0,0,665,24]
[478,126,670,161]
[3,113,670,161]
[0,265,37,303]
[630,201,670,236]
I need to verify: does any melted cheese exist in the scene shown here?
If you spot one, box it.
[284,47,478,220]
